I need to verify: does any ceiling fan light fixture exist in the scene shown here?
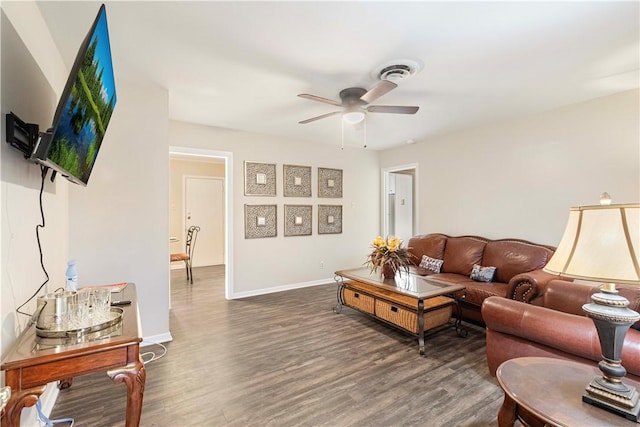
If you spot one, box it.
[342,111,365,124]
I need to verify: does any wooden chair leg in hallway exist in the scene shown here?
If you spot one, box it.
[170,225,200,284]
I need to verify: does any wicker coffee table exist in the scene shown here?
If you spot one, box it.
[334,267,466,355]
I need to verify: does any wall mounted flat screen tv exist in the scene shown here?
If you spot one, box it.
[32,4,116,186]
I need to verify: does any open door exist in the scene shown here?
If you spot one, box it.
[383,165,418,243]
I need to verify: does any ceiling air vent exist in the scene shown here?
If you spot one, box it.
[372,59,422,83]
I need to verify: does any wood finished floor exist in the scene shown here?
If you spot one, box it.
[51,265,503,426]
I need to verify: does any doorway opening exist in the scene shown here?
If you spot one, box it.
[183,176,224,266]
[382,164,418,243]
[169,146,234,300]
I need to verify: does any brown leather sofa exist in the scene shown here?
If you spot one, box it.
[483,279,640,381]
[407,233,557,324]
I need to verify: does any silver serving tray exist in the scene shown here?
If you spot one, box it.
[35,307,123,338]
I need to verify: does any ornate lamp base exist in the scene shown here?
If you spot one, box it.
[583,376,640,421]
[582,284,640,421]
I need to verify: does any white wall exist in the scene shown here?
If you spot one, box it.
[1,5,69,354]
[1,5,71,423]
[1,2,172,350]
[69,80,171,341]
[169,121,380,297]
[380,89,640,246]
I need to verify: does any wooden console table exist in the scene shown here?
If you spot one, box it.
[0,284,145,427]
[497,357,640,427]
[334,267,466,355]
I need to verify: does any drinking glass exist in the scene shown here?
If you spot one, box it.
[67,301,88,330]
[92,288,112,324]
[69,290,91,329]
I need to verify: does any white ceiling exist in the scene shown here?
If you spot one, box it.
[38,1,639,150]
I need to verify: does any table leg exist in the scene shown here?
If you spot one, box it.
[333,274,344,314]
[418,299,425,356]
[108,360,146,427]
[1,385,46,427]
[58,378,74,390]
[454,296,468,337]
[498,392,517,427]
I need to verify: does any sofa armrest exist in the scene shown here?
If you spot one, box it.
[482,296,640,377]
[507,269,561,303]
[483,297,599,361]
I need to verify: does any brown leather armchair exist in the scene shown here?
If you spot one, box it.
[483,279,640,381]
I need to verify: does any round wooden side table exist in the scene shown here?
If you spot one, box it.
[496,357,640,427]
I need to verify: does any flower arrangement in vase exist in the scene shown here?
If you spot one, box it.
[365,236,412,279]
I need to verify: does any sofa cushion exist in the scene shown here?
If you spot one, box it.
[465,281,510,306]
[408,234,447,266]
[470,264,497,282]
[419,255,443,273]
[483,240,553,284]
[441,237,486,276]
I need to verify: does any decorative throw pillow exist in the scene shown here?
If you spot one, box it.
[470,264,497,282]
[419,255,444,273]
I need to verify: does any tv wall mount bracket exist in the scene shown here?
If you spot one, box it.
[5,112,43,159]
[5,112,57,181]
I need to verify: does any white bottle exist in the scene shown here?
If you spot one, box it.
[66,260,78,292]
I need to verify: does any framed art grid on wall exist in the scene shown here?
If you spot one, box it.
[244,161,276,196]
[244,204,277,238]
[318,167,343,198]
[283,164,312,197]
[284,205,312,237]
[318,204,342,234]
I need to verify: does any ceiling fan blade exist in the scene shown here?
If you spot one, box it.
[298,93,342,107]
[299,111,341,124]
[367,105,419,114]
[360,80,398,104]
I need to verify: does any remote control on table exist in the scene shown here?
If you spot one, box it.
[111,300,131,306]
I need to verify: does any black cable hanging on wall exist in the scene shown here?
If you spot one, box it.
[16,165,51,319]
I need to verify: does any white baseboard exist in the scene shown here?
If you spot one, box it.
[229,277,334,299]
[142,332,173,346]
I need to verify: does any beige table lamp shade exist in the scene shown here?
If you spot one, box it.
[544,204,640,285]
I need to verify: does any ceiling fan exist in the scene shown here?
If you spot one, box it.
[298,79,419,125]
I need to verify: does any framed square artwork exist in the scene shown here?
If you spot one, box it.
[244,161,276,196]
[318,167,343,198]
[283,164,312,197]
[245,204,277,238]
[318,205,342,234]
[284,205,312,237]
